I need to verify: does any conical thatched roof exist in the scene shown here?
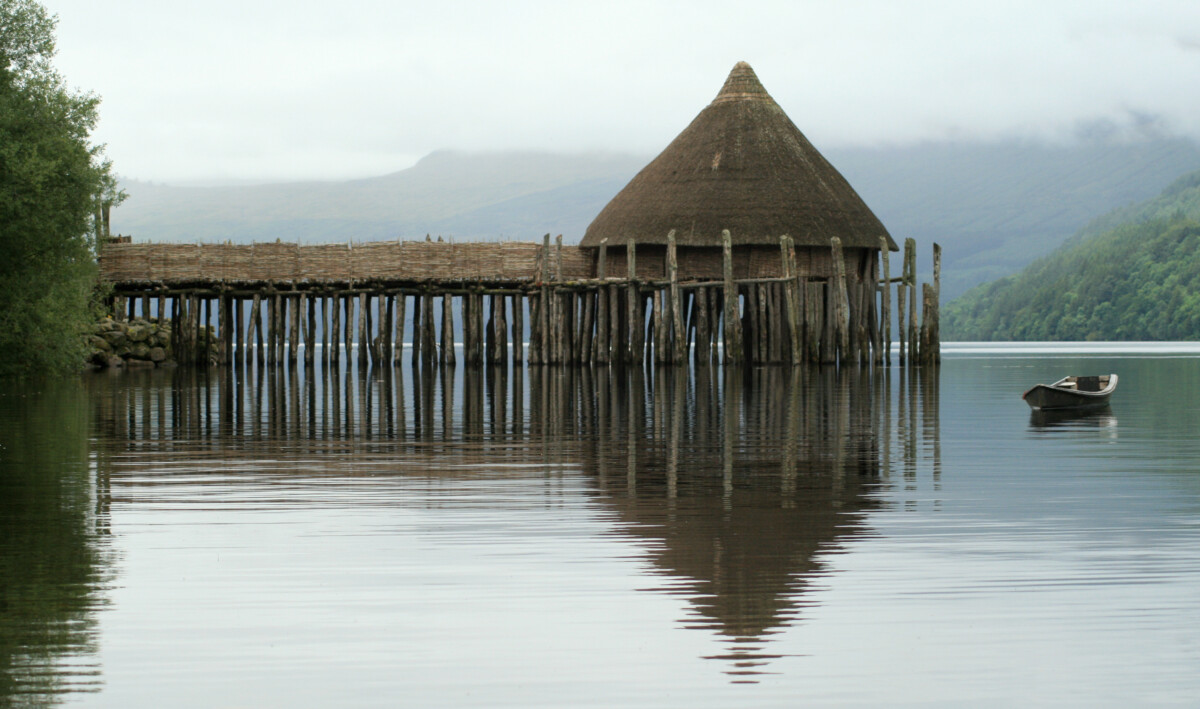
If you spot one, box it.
[582,62,897,251]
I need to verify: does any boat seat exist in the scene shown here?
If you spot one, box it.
[1075,376,1102,392]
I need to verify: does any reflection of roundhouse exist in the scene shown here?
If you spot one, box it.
[582,61,898,285]
[580,367,885,674]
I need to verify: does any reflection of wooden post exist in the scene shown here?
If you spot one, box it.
[722,230,742,365]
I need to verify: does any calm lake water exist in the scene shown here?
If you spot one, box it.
[3,344,1200,706]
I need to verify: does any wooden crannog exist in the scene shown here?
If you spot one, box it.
[97,63,940,369]
[580,61,928,366]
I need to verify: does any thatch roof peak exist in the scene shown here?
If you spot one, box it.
[582,62,897,251]
[714,61,771,104]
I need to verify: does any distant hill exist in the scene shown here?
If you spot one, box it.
[115,150,646,244]
[943,170,1200,340]
[113,138,1200,299]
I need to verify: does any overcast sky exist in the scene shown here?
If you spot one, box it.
[41,0,1200,182]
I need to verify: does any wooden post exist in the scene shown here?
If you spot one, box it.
[722,230,742,365]
[667,230,685,364]
[528,287,541,365]
[376,292,388,363]
[422,292,436,366]
[304,292,315,367]
[249,293,262,366]
[880,236,892,365]
[539,234,551,365]
[322,294,331,366]
[393,293,406,365]
[694,287,710,365]
[905,237,917,366]
[266,293,277,366]
[511,293,524,366]
[580,291,595,365]
[490,294,507,364]
[780,237,799,365]
[233,296,243,367]
[410,291,422,365]
[289,293,300,364]
[442,292,456,366]
[627,239,642,364]
[652,290,666,364]
[217,293,229,365]
[925,242,942,365]
[897,276,907,366]
[358,292,369,368]
[831,237,851,363]
[343,294,354,365]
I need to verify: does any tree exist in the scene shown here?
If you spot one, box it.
[0,0,122,375]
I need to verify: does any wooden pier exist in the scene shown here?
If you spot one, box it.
[99,231,940,369]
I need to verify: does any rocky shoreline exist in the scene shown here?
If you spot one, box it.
[87,317,215,369]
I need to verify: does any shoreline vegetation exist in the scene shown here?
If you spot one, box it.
[1,0,123,377]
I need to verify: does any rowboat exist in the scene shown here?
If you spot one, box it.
[1022,374,1117,411]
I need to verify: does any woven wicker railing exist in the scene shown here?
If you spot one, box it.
[99,240,595,286]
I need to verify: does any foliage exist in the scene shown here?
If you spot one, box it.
[0,0,122,375]
[943,169,1200,340]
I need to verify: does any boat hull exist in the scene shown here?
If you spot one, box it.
[1022,374,1117,411]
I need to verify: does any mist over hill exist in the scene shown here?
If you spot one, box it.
[113,138,1200,299]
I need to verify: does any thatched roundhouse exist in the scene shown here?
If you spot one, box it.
[582,61,897,282]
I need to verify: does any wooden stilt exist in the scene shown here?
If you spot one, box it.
[511,293,524,365]
[289,293,300,364]
[627,239,641,364]
[343,294,354,365]
[905,237,917,366]
[722,230,742,365]
[652,290,666,364]
[695,286,710,365]
[831,237,850,364]
[250,293,263,366]
[393,293,406,365]
[266,294,277,366]
[442,293,456,366]
[667,230,685,364]
[358,292,369,368]
[233,296,243,367]
[422,292,436,366]
[410,291,422,365]
[580,291,595,365]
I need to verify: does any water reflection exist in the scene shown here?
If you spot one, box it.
[1029,406,1118,430]
[79,359,940,687]
[0,380,111,706]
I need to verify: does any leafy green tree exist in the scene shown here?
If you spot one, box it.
[0,0,122,375]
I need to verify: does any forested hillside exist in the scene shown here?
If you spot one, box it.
[943,171,1200,340]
